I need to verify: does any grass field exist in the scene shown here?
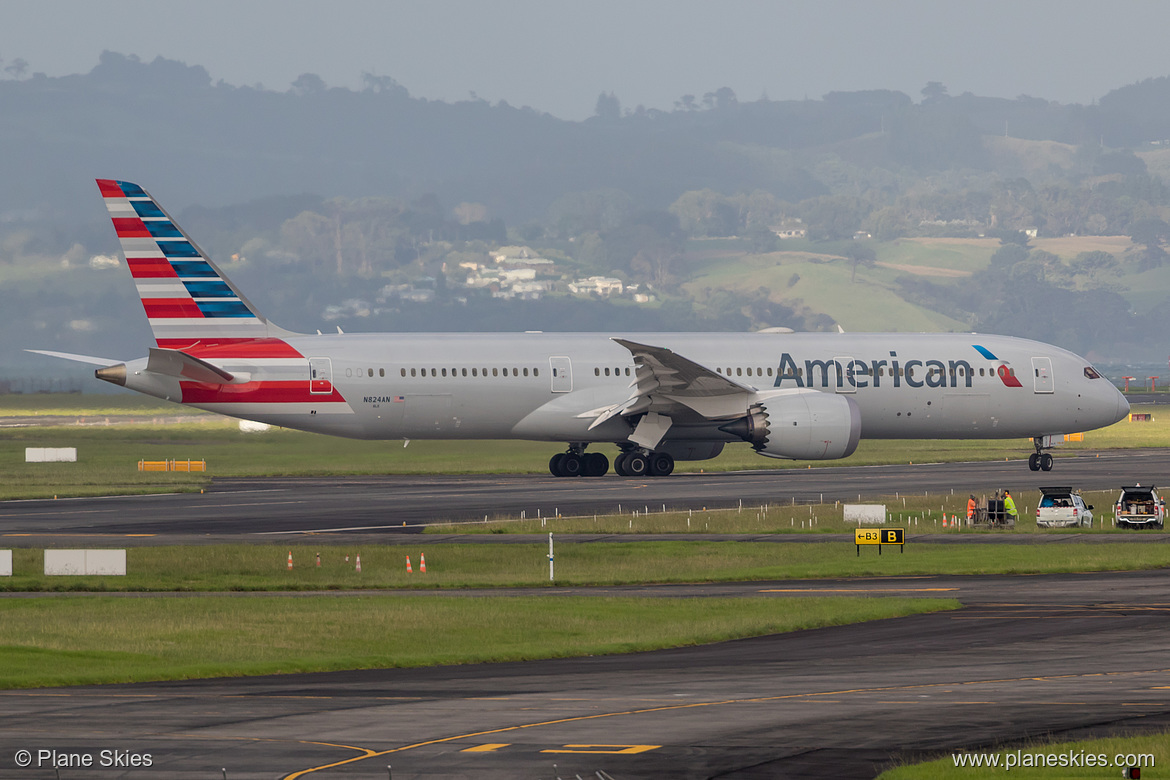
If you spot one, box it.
[1,395,1162,500]
[0,595,956,688]
[3,542,1169,593]
[877,731,1162,778]
[434,489,1156,535]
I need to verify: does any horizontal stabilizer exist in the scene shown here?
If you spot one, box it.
[146,348,235,384]
[26,349,124,367]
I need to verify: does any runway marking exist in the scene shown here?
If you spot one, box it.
[542,745,660,754]
[2,533,156,538]
[279,666,1170,779]
[461,744,510,753]
[759,588,958,593]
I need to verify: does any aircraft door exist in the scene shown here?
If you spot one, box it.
[834,356,856,393]
[309,357,333,394]
[1031,356,1054,394]
[549,356,573,393]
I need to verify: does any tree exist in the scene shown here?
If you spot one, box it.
[844,244,876,283]
[1127,217,1170,265]
[290,73,326,95]
[701,87,737,111]
[920,81,948,104]
[594,92,620,121]
[4,57,28,79]
[988,228,1031,248]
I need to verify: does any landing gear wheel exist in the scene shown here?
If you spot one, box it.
[614,452,630,476]
[560,452,584,477]
[648,452,675,476]
[1028,453,1040,471]
[549,453,566,477]
[623,451,649,477]
[583,452,609,477]
[1040,452,1053,471]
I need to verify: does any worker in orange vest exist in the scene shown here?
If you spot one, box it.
[966,494,977,524]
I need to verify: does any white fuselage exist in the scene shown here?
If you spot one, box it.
[118,331,1129,446]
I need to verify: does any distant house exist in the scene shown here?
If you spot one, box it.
[494,246,554,267]
[773,224,807,239]
[569,276,624,296]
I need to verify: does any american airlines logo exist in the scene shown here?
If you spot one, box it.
[771,346,1016,390]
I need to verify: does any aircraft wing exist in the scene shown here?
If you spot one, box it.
[580,338,756,449]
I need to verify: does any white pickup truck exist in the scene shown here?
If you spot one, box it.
[1036,486,1093,528]
[1114,485,1165,529]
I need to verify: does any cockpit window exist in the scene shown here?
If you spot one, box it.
[1084,366,1102,379]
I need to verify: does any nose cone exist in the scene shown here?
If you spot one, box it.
[1115,385,1131,424]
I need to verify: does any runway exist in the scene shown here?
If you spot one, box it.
[3,454,1169,778]
[3,448,1170,542]
[2,571,1168,779]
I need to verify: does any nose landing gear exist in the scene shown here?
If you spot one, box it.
[1028,437,1054,471]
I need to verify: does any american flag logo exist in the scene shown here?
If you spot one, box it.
[393,396,405,403]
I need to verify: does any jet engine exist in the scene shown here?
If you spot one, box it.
[719,389,861,460]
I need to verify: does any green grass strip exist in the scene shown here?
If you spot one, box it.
[878,732,1164,778]
[1,403,1164,500]
[0,595,955,688]
[2,543,1169,592]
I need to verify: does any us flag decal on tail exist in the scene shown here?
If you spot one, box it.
[97,179,272,350]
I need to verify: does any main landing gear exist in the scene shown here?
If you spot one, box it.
[614,448,674,477]
[1028,437,1054,471]
[547,446,675,477]
[549,447,609,477]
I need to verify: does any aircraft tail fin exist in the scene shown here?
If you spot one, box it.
[96,179,296,350]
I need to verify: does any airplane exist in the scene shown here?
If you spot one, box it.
[32,179,1130,478]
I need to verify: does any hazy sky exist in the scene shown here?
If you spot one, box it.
[3,0,1170,119]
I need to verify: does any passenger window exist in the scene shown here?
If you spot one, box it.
[492,368,498,377]
[625,368,631,376]
[431,368,437,377]
[534,368,539,377]
[400,368,405,377]
[604,367,610,376]
[345,368,352,378]
[368,368,374,378]
[410,368,416,377]
[441,368,447,377]
[462,368,467,377]
[595,368,600,376]
[513,368,519,376]
[472,368,478,377]
[767,367,773,376]
[523,367,529,377]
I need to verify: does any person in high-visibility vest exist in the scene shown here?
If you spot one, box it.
[1003,490,1018,522]
[967,494,977,523]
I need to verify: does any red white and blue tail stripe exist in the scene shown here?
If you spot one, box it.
[97,179,286,350]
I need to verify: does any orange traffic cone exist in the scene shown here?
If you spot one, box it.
[420,553,427,573]
[287,551,293,570]
[356,554,362,573]
[406,555,413,573]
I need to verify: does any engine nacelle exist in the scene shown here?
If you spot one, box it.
[720,389,861,460]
